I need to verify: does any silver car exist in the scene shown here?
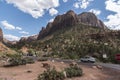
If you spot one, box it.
[80,56,95,63]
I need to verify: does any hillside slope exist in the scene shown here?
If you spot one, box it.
[0,42,16,54]
[13,23,120,63]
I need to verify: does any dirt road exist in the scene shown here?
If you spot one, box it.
[0,61,120,80]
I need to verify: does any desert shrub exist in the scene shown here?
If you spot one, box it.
[64,65,83,78]
[25,57,35,64]
[4,54,26,67]
[4,58,19,67]
[38,68,65,80]
[4,58,26,67]
[19,59,26,65]
[37,57,48,61]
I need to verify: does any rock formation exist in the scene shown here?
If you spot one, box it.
[0,27,3,42]
[37,10,107,40]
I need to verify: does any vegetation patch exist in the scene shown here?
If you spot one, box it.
[3,54,26,67]
[38,64,83,80]
[38,68,65,80]
[3,54,35,67]
[64,65,83,78]
[25,57,35,64]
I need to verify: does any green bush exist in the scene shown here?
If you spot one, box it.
[4,57,34,67]
[38,68,65,80]
[25,57,35,64]
[64,65,83,78]
[4,58,26,67]
[3,54,36,67]
[4,54,27,67]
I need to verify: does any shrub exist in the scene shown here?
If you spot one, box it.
[4,58,26,67]
[3,54,36,67]
[4,54,27,67]
[38,68,65,80]
[25,57,35,64]
[64,65,83,78]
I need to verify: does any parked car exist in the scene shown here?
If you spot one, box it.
[80,56,95,63]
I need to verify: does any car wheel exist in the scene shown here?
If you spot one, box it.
[81,60,85,62]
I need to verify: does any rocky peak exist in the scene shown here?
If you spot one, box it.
[38,10,78,39]
[78,12,106,29]
[0,27,3,42]
[37,22,53,39]
[66,10,76,16]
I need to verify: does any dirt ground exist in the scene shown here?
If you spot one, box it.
[0,60,120,80]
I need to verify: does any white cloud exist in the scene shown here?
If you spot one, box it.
[4,34,20,41]
[63,0,68,3]
[5,0,59,18]
[19,31,29,35]
[49,8,58,16]
[16,27,22,30]
[1,20,23,31]
[73,2,79,9]
[105,0,120,13]
[89,9,101,16]
[73,0,94,9]
[21,35,30,38]
[1,20,15,30]
[104,0,120,30]
[49,18,54,22]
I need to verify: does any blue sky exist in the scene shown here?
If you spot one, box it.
[0,0,120,41]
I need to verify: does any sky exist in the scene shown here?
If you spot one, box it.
[0,0,120,41]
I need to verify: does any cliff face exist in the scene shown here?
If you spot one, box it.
[37,10,79,39]
[52,10,79,29]
[0,27,3,42]
[78,12,106,29]
[37,10,107,40]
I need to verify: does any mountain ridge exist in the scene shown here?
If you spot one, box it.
[37,10,107,40]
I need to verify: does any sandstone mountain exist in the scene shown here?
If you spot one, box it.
[37,10,106,40]
[19,35,38,43]
[78,12,106,29]
[3,38,17,47]
[0,28,16,54]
